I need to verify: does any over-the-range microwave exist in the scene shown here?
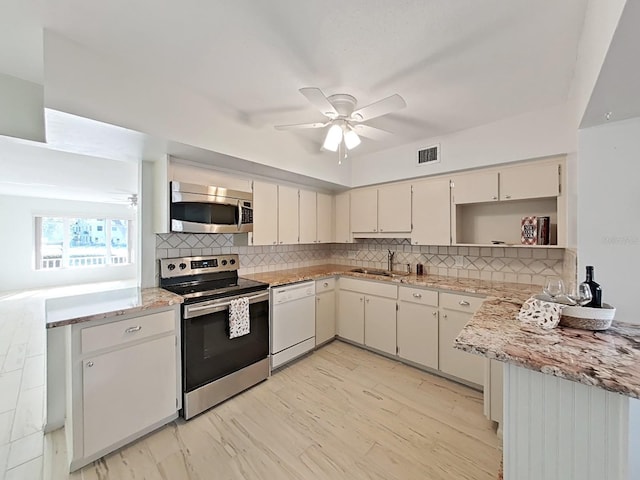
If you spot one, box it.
[169,181,253,234]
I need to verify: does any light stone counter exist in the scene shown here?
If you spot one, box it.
[455,297,640,399]
[45,287,183,329]
[242,263,539,299]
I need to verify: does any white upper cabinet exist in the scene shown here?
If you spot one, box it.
[350,184,412,234]
[452,161,561,205]
[252,181,279,245]
[334,192,352,243]
[377,183,412,233]
[499,162,559,201]
[317,193,334,243]
[411,178,451,245]
[451,171,499,204]
[299,189,317,244]
[350,189,378,233]
[278,185,299,244]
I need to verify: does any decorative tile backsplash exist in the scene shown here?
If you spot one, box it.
[156,234,565,286]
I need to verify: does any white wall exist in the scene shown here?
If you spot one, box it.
[0,73,45,142]
[577,116,640,323]
[350,103,574,186]
[0,195,136,292]
[568,0,627,127]
[43,31,351,187]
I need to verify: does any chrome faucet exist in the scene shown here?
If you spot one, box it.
[387,250,395,272]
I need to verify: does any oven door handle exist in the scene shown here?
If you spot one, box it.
[184,291,269,319]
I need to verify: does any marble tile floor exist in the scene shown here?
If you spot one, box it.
[0,291,47,480]
[0,281,137,480]
[49,341,502,480]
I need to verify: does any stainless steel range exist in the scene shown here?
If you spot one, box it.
[159,254,269,419]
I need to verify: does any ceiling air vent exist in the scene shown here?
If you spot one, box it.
[417,144,440,166]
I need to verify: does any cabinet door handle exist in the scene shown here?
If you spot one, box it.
[317,297,320,302]
[125,325,142,333]
[366,298,370,303]
[373,228,377,232]
[273,241,276,245]
[380,229,383,232]
[86,361,94,368]
[504,195,511,199]
[459,300,470,306]
[443,313,448,319]
[360,297,363,302]
[432,311,437,316]
[492,196,498,200]
[412,293,422,298]
[279,241,283,244]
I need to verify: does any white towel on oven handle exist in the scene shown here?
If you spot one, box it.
[228,297,250,339]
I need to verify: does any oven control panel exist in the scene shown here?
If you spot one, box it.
[160,254,239,278]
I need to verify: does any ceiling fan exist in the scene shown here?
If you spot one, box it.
[275,88,406,157]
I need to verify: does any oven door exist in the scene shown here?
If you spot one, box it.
[182,291,269,394]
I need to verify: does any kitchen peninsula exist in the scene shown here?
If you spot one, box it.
[456,301,640,480]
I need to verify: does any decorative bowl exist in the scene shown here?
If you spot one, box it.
[559,303,616,330]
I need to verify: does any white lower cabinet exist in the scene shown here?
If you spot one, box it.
[315,278,336,345]
[337,278,397,352]
[438,292,485,386]
[67,307,181,471]
[397,287,439,370]
[337,289,365,344]
[364,295,396,355]
[83,335,177,457]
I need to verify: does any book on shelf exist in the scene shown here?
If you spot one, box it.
[521,216,551,245]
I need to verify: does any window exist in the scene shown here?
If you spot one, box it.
[36,217,132,270]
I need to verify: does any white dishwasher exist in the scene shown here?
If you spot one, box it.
[271,281,316,369]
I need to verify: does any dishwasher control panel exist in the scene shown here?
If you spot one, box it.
[272,281,316,304]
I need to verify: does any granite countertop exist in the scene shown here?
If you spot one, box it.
[46,287,183,328]
[455,297,640,399]
[242,263,539,299]
[245,263,640,399]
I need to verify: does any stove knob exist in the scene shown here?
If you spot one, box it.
[167,264,176,271]
[179,263,187,270]
[221,260,228,266]
[229,259,236,265]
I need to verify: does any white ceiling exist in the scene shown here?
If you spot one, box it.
[37,1,588,158]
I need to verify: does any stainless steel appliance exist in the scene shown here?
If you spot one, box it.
[170,181,253,234]
[159,254,269,419]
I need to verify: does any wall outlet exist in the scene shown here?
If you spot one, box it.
[454,255,465,267]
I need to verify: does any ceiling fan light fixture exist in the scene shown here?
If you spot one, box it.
[323,124,343,152]
[343,128,361,150]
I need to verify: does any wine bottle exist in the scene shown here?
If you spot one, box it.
[584,266,602,308]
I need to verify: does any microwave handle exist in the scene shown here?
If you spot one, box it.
[237,200,243,231]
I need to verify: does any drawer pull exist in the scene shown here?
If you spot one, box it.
[412,293,422,298]
[86,361,94,368]
[459,300,470,306]
[125,325,142,334]
[323,282,329,287]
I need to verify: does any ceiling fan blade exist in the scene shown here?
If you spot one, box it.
[299,88,339,117]
[351,94,406,122]
[274,122,328,130]
[352,124,394,141]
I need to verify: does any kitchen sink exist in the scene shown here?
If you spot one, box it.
[349,268,410,277]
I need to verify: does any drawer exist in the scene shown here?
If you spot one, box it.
[398,286,438,306]
[316,277,336,292]
[439,292,485,313]
[338,277,397,299]
[81,310,176,354]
